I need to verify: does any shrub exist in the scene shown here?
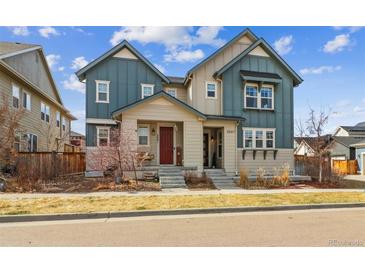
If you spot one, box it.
[256,167,267,187]
[238,167,250,188]
[272,163,290,187]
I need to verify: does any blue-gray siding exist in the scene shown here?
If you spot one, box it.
[85,57,165,146]
[222,55,294,149]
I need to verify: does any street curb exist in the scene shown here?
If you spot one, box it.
[1,202,365,223]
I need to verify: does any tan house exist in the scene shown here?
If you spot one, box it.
[0,41,76,152]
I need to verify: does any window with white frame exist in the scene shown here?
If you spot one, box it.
[56,111,60,128]
[137,125,149,146]
[166,88,176,97]
[14,132,21,152]
[41,102,50,122]
[244,83,274,110]
[96,80,110,103]
[62,117,67,132]
[243,128,275,149]
[141,84,154,99]
[26,133,38,152]
[22,91,31,110]
[12,84,20,108]
[206,82,217,98]
[97,127,109,146]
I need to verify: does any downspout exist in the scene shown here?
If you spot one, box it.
[235,120,239,175]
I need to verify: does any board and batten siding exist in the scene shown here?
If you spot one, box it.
[85,57,164,120]
[222,54,294,149]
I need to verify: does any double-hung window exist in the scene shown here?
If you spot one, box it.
[41,102,50,122]
[62,117,67,132]
[243,128,275,149]
[137,125,149,146]
[23,91,31,110]
[206,82,217,99]
[141,84,154,99]
[97,127,109,147]
[26,133,38,152]
[14,133,21,152]
[96,80,110,103]
[12,84,20,108]
[166,88,176,97]
[56,111,60,128]
[244,83,274,110]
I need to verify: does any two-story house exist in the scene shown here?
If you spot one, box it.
[0,42,75,152]
[77,28,302,179]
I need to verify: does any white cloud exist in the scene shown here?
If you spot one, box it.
[300,65,342,75]
[154,64,166,74]
[71,110,86,134]
[323,34,350,53]
[38,26,60,38]
[45,54,61,70]
[62,75,85,94]
[58,66,65,72]
[193,26,225,47]
[164,49,204,63]
[354,106,365,113]
[71,56,88,70]
[273,35,293,55]
[333,26,363,33]
[335,99,351,108]
[9,26,30,36]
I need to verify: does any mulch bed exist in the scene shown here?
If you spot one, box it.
[3,175,161,193]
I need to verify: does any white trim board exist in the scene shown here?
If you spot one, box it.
[86,118,117,125]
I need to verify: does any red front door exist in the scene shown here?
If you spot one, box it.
[160,127,174,164]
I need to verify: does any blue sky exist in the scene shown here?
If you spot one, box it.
[1,26,364,134]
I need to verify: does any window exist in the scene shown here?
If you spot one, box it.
[96,80,110,103]
[166,88,176,97]
[41,102,50,122]
[26,134,38,152]
[244,83,274,110]
[245,84,258,108]
[206,82,217,98]
[138,125,149,146]
[62,117,67,131]
[243,128,276,149]
[56,111,60,128]
[14,133,21,152]
[217,130,223,159]
[97,127,109,146]
[12,84,20,108]
[141,84,154,99]
[22,91,31,110]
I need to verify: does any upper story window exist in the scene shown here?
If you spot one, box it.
[96,80,110,103]
[97,127,109,147]
[12,84,20,108]
[56,111,60,128]
[41,102,50,123]
[22,90,31,111]
[166,88,176,97]
[206,82,217,99]
[141,84,154,99]
[62,117,67,132]
[243,128,276,149]
[244,83,274,110]
[137,125,149,146]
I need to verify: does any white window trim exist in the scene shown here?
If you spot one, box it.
[12,83,20,109]
[27,133,38,152]
[41,102,50,123]
[165,88,177,97]
[205,81,217,99]
[62,117,68,132]
[95,80,110,103]
[242,128,276,149]
[244,83,274,110]
[141,84,155,99]
[23,90,31,111]
[137,124,150,146]
[96,126,110,147]
[56,111,60,128]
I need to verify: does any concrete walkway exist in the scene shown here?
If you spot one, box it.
[344,175,365,182]
[0,187,364,199]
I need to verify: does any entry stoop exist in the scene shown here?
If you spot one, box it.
[159,166,186,188]
[204,169,240,190]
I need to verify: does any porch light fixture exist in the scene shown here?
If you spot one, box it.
[151,127,156,136]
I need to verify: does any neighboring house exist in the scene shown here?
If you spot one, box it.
[76,28,303,175]
[70,131,86,151]
[294,136,331,157]
[0,41,75,152]
[333,123,365,137]
[351,141,365,175]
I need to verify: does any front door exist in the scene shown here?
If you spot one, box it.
[203,133,209,167]
[160,127,174,164]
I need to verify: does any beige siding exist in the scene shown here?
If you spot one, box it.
[0,70,70,152]
[237,148,294,174]
[3,50,61,103]
[190,34,254,115]
[163,84,187,103]
[184,120,203,171]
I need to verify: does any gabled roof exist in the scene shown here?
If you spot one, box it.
[76,40,170,83]
[183,28,258,84]
[332,136,365,148]
[214,38,303,86]
[355,121,365,127]
[167,76,185,84]
[0,41,41,59]
[294,135,331,151]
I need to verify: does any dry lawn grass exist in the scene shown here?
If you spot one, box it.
[1,192,365,215]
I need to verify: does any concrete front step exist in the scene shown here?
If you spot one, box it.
[159,166,186,189]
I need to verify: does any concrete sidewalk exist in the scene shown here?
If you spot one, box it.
[0,187,364,199]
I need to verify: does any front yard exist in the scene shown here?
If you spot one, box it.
[1,192,365,215]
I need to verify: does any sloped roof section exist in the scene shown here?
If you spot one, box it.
[332,136,365,147]
[167,76,185,84]
[355,121,365,127]
[0,41,41,59]
[76,40,170,83]
[214,38,303,86]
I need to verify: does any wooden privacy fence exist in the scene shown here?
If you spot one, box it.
[294,155,331,178]
[332,160,358,175]
[16,152,86,179]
